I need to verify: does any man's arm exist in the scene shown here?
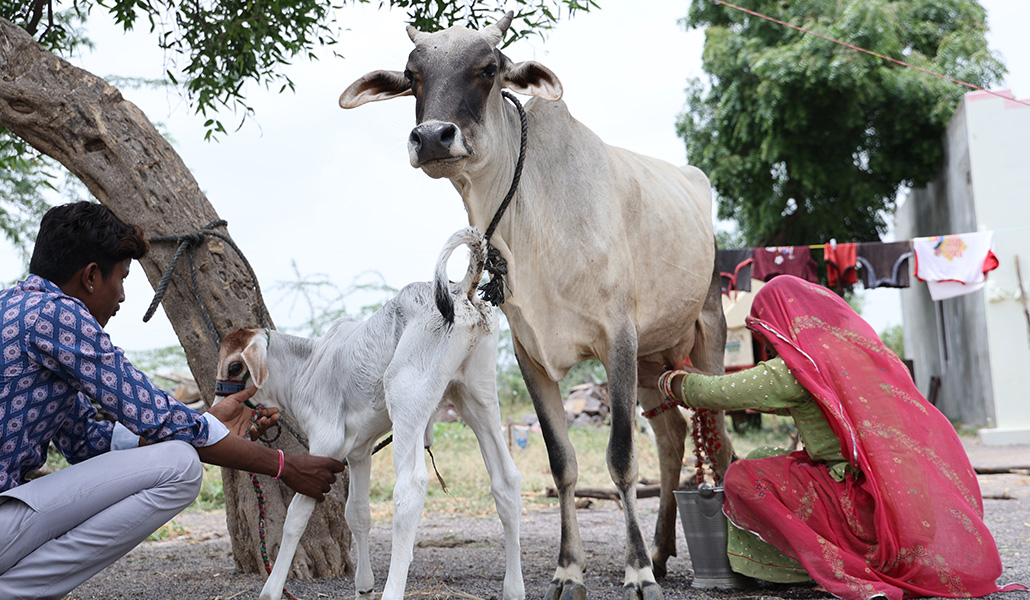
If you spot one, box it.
[196,434,344,501]
[201,386,346,501]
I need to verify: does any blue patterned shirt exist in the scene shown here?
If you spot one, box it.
[0,275,213,492]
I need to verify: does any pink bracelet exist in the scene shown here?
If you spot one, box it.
[273,449,285,480]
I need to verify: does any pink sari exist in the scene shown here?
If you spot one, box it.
[723,275,1024,600]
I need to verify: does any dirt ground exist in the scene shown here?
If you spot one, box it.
[67,438,1030,600]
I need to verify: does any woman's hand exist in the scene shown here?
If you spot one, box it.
[638,361,670,389]
[207,386,281,440]
[638,361,712,394]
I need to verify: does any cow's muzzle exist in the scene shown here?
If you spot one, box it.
[408,121,469,167]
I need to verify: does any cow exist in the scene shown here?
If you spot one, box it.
[339,13,734,600]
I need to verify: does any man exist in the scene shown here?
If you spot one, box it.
[0,201,345,599]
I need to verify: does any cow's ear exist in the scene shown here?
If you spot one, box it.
[504,61,563,101]
[340,70,412,108]
[241,333,269,389]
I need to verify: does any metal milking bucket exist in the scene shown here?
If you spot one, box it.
[674,483,749,589]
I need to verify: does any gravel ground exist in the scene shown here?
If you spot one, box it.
[67,439,1030,600]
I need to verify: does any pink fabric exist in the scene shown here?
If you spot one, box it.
[724,275,1025,600]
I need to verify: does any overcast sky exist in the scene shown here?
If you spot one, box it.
[2,1,1027,351]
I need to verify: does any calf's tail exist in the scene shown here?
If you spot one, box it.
[433,226,487,325]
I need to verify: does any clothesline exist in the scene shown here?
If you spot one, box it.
[720,229,1004,301]
[784,224,1030,250]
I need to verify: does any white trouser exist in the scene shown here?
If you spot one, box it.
[0,441,203,600]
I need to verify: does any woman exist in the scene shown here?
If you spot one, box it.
[0,202,345,599]
[639,275,1024,600]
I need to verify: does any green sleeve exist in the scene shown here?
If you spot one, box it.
[679,356,808,412]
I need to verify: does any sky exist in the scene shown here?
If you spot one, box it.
[1,1,1028,352]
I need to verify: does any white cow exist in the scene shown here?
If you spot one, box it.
[340,13,733,600]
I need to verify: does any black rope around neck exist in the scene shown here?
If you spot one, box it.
[478,90,529,306]
[144,220,271,341]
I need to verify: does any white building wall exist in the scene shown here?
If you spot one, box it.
[964,92,1030,443]
[898,90,1030,445]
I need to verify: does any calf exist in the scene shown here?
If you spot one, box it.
[215,227,523,600]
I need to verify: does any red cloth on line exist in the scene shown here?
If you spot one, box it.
[724,275,1025,600]
[751,246,819,283]
[823,242,858,288]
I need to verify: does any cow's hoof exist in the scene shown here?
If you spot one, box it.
[651,555,668,579]
[544,578,587,600]
[356,588,375,600]
[622,581,663,600]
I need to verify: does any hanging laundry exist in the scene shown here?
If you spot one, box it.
[856,241,912,289]
[824,242,858,289]
[716,248,753,293]
[913,231,999,300]
[751,246,819,283]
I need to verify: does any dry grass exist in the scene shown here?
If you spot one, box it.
[365,414,797,522]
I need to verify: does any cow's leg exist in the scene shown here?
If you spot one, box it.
[689,261,734,479]
[258,493,318,600]
[514,338,587,600]
[605,327,663,600]
[647,264,732,577]
[345,455,375,600]
[450,357,525,600]
[639,386,687,578]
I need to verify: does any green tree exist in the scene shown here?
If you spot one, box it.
[0,0,597,256]
[678,0,1005,246]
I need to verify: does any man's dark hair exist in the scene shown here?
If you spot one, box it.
[29,202,150,285]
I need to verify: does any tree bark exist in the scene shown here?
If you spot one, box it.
[0,17,352,579]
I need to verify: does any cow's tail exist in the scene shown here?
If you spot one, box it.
[433,226,487,325]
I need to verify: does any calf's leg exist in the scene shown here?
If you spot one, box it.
[258,493,318,600]
[451,376,525,600]
[345,455,375,600]
[380,370,440,600]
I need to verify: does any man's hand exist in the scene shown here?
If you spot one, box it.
[281,453,347,501]
[207,386,281,440]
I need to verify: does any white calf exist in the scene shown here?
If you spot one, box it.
[215,227,523,600]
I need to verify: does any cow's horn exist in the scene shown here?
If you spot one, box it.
[483,10,514,46]
[407,24,429,44]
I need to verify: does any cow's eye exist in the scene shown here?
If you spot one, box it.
[404,69,414,83]
[228,362,244,377]
[483,64,497,79]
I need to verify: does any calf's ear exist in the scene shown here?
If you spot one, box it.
[504,61,562,101]
[241,334,270,389]
[340,70,412,108]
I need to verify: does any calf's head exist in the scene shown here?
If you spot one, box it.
[215,328,269,394]
[339,11,563,180]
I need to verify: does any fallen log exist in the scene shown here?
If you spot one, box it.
[545,483,663,501]
[974,466,1030,475]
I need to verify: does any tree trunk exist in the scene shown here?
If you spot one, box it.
[0,17,352,579]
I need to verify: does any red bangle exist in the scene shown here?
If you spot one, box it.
[273,449,285,480]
